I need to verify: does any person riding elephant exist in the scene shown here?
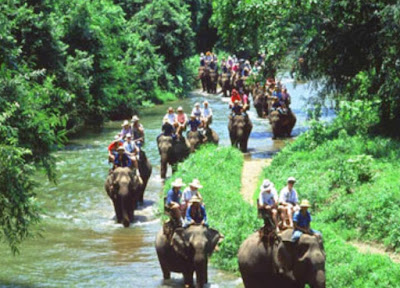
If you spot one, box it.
[155,225,223,288]
[104,167,141,227]
[187,114,219,152]
[157,133,190,179]
[238,228,326,288]
[268,109,297,139]
[228,114,253,152]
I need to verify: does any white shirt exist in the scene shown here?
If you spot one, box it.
[123,140,136,153]
[259,188,278,206]
[192,107,202,118]
[183,187,202,202]
[165,113,177,125]
[202,107,212,118]
[279,186,299,204]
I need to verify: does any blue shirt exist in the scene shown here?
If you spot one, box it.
[166,189,182,205]
[186,205,207,224]
[114,153,132,168]
[293,211,311,228]
[188,119,201,131]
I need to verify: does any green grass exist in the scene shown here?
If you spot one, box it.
[162,145,261,271]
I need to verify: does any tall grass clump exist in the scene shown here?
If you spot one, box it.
[162,145,260,271]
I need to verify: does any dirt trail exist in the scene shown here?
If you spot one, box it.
[351,241,400,263]
[240,158,272,205]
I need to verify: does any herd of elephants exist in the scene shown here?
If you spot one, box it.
[104,77,325,288]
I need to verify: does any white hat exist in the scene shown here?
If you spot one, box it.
[300,199,311,208]
[287,177,296,183]
[171,178,185,188]
[260,179,272,192]
[114,135,121,140]
[117,146,125,152]
[195,102,200,107]
[126,133,132,138]
[131,115,140,122]
[190,113,196,118]
[177,106,183,112]
[189,179,203,189]
[162,117,169,124]
[121,120,129,127]
[189,195,202,204]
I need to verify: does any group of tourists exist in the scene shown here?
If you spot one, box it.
[107,115,145,180]
[165,178,207,228]
[258,177,321,242]
[263,78,292,114]
[158,101,213,141]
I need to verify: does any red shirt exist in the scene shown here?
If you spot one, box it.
[108,141,122,152]
[231,90,242,103]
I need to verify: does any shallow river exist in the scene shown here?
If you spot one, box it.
[0,78,333,287]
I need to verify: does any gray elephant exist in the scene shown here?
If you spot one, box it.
[104,167,141,227]
[187,128,219,153]
[238,229,326,288]
[252,86,268,118]
[157,135,190,179]
[268,109,297,139]
[155,225,222,288]
[209,69,219,94]
[218,72,231,97]
[137,150,152,205]
[228,115,253,152]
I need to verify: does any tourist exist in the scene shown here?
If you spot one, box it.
[279,177,300,228]
[291,199,322,242]
[258,179,279,231]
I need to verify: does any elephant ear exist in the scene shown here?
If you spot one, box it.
[172,228,189,259]
[206,228,222,256]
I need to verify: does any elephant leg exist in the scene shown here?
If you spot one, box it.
[160,160,167,179]
[183,270,194,288]
[113,198,122,223]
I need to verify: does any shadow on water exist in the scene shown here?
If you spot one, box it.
[0,76,332,287]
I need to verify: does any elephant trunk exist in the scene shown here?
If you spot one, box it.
[194,247,207,287]
[310,270,326,288]
[119,185,131,228]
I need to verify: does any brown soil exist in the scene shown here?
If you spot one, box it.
[350,241,400,263]
[240,158,272,205]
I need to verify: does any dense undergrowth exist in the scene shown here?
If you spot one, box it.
[254,100,400,286]
[162,145,260,271]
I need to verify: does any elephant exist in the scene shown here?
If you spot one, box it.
[252,86,268,118]
[137,150,152,205]
[157,135,190,179]
[187,128,219,153]
[104,167,141,227]
[238,229,325,288]
[209,69,219,94]
[199,67,211,93]
[218,72,231,97]
[268,109,297,139]
[155,225,222,288]
[228,115,253,152]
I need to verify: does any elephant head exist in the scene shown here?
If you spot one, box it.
[157,135,190,179]
[228,115,253,152]
[105,167,139,227]
[269,110,297,138]
[276,230,326,288]
[171,226,222,287]
[187,131,205,152]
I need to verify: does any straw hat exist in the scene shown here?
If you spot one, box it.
[189,179,203,189]
[190,113,196,118]
[171,178,185,188]
[287,177,296,183]
[126,133,132,138]
[177,106,183,112]
[260,179,272,192]
[189,195,202,204]
[121,120,129,127]
[131,115,140,122]
[117,146,125,152]
[300,199,311,208]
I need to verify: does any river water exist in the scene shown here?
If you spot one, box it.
[0,78,333,287]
